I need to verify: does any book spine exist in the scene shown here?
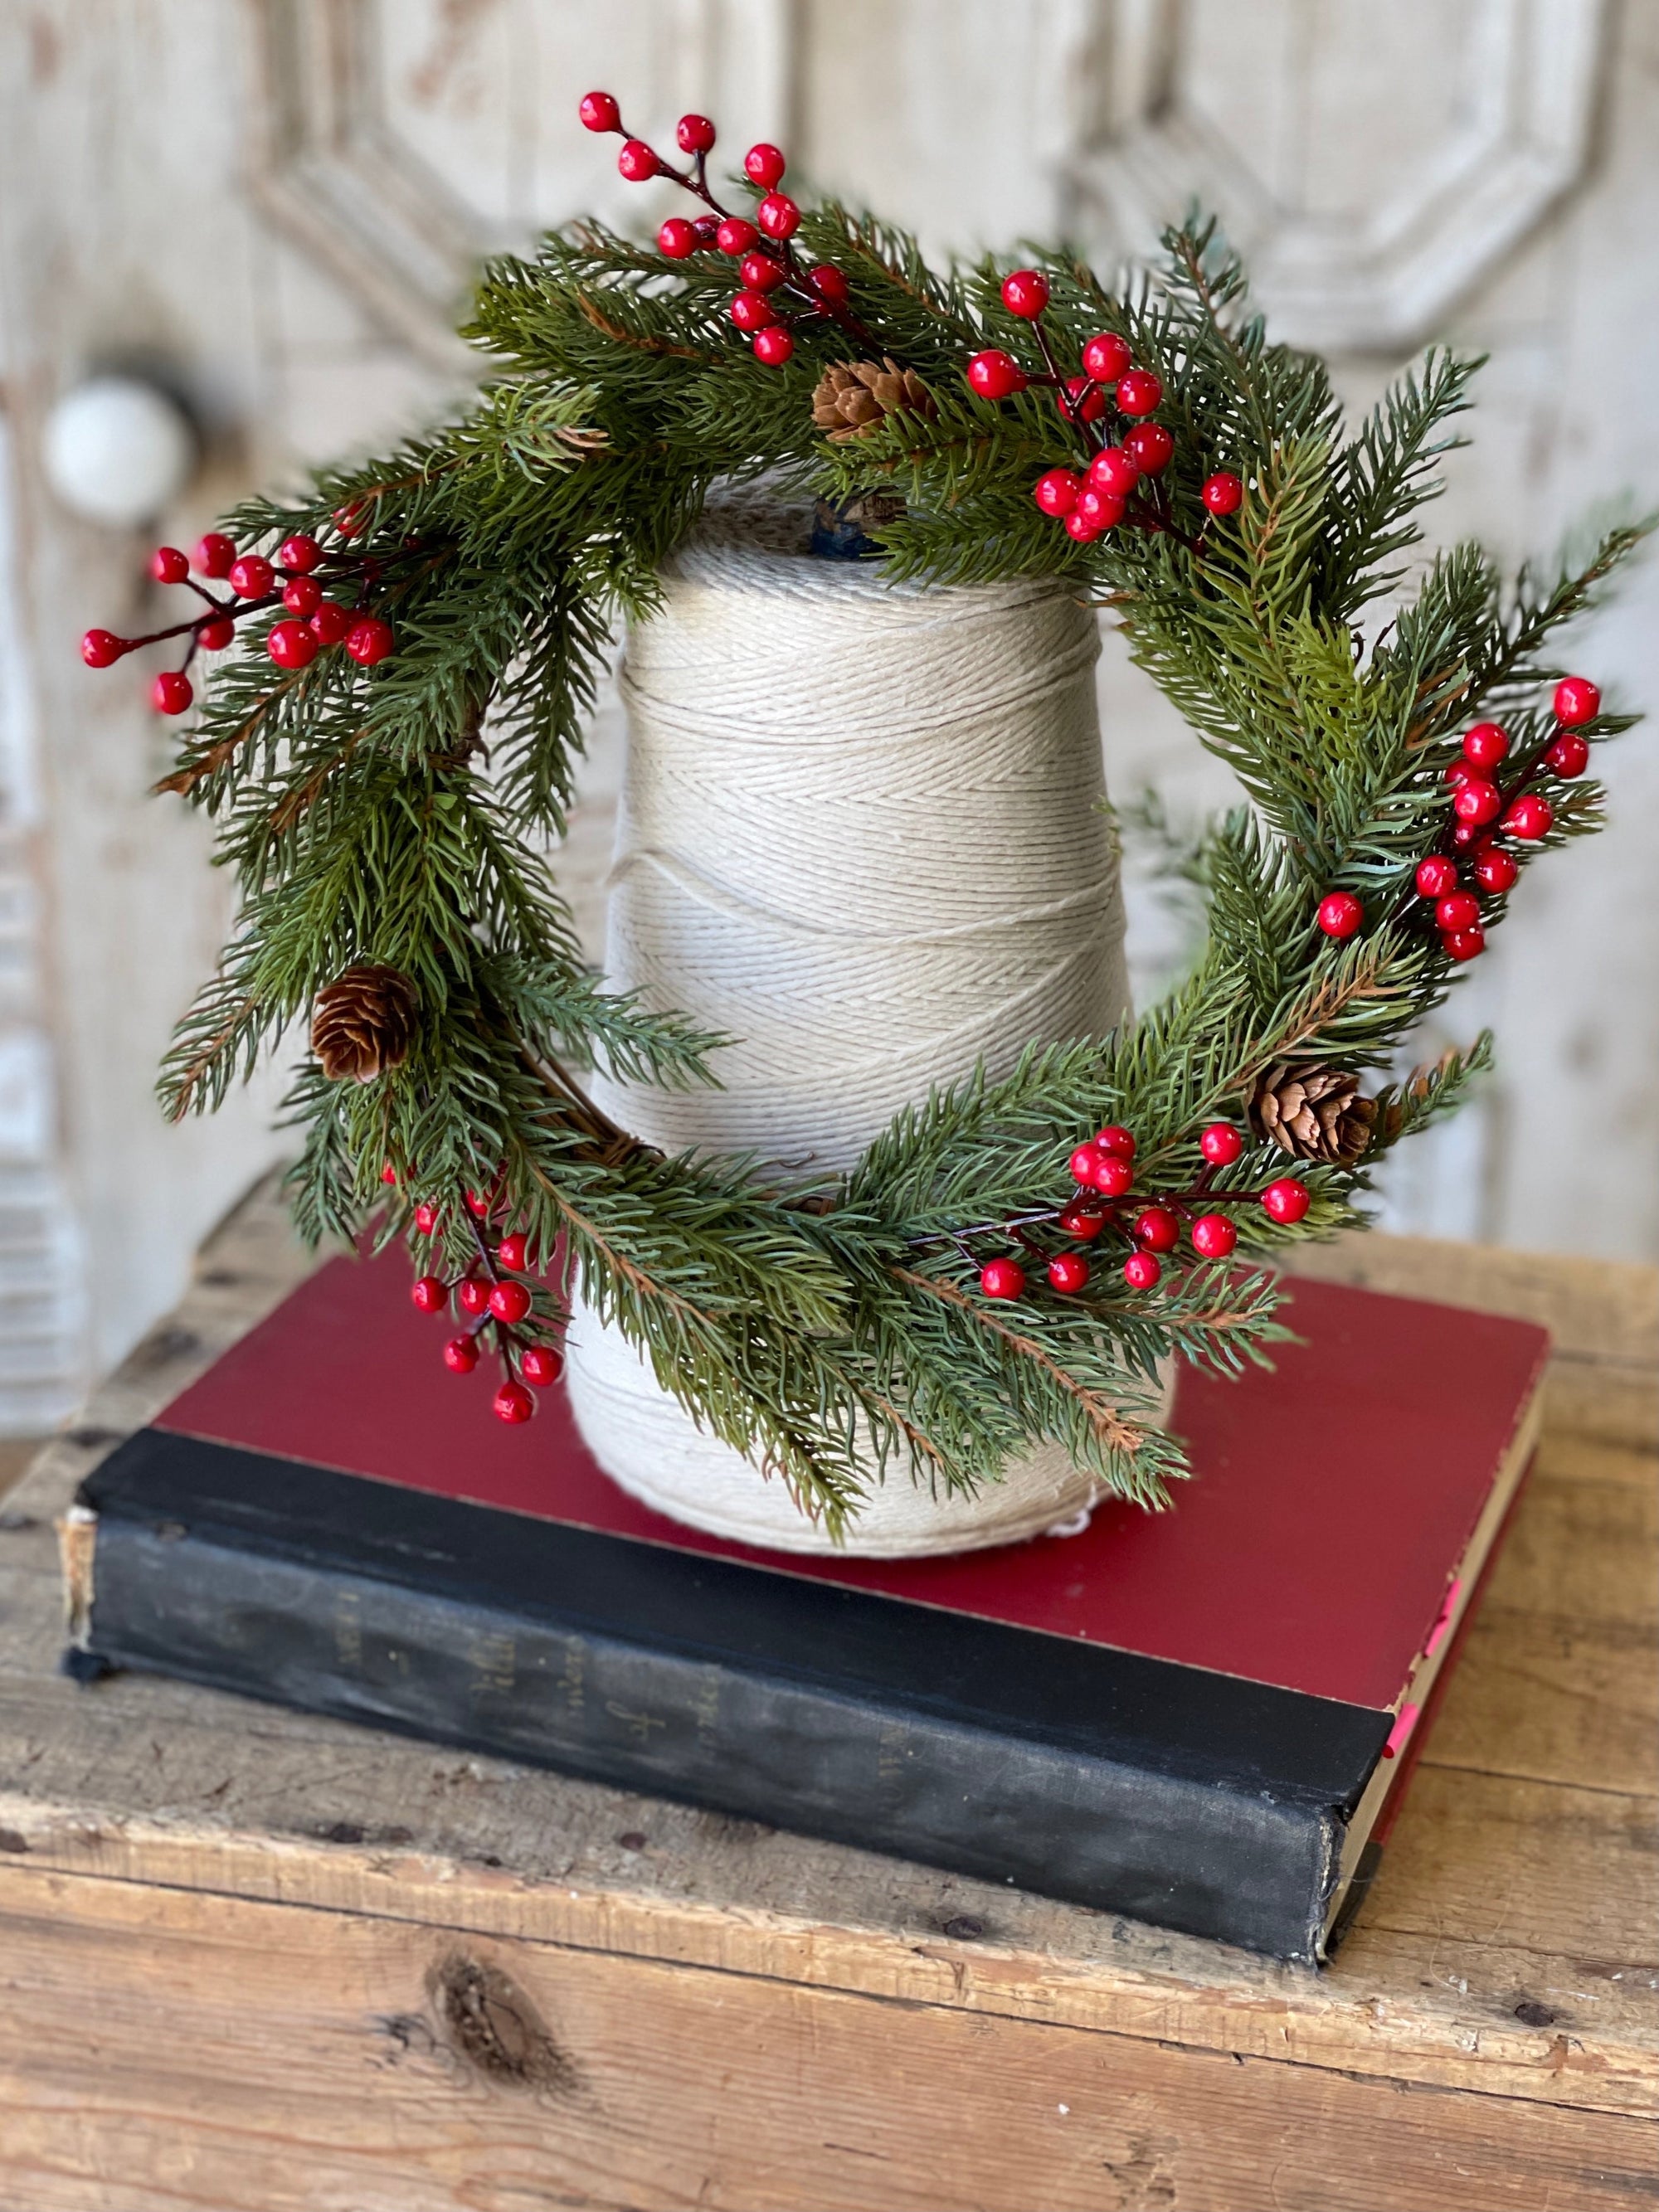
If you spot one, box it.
[81,1509,1339,1960]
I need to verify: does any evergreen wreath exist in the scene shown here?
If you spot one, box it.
[83,95,1646,1535]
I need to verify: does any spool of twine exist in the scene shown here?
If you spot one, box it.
[564,491,1164,1556]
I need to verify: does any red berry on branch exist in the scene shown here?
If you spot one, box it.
[1033,468,1082,518]
[1502,793,1553,840]
[1133,1206,1180,1253]
[1199,1122,1244,1166]
[1452,823,1481,848]
[1443,759,1472,785]
[1070,1141,1106,1187]
[966,349,1028,401]
[197,617,235,650]
[1091,1153,1135,1198]
[1088,445,1141,498]
[1435,891,1481,932]
[345,615,395,666]
[1058,376,1106,425]
[442,1334,479,1374]
[1462,721,1510,768]
[693,216,722,246]
[1201,472,1243,517]
[489,1280,533,1325]
[279,533,323,573]
[1123,422,1174,474]
[1058,1207,1106,1240]
[496,1232,529,1272]
[1262,1178,1311,1224]
[1415,854,1458,899]
[1048,1252,1089,1294]
[282,576,322,616]
[1081,333,1131,384]
[494,1379,535,1425]
[1553,675,1600,727]
[413,1202,440,1235]
[194,532,236,577]
[1000,269,1049,318]
[744,142,786,187]
[411,1274,448,1315]
[228,554,274,600]
[752,326,795,366]
[980,1257,1026,1300]
[657,217,698,260]
[617,139,659,182]
[267,619,319,671]
[381,1161,399,1185]
[716,217,758,256]
[808,263,849,304]
[332,500,368,537]
[740,250,786,293]
[1443,926,1486,961]
[1453,775,1501,826]
[730,289,775,332]
[579,90,621,133]
[1472,843,1519,893]
[1544,731,1590,777]
[1097,1125,1136,1158]
[757,192,800,241]
[456,1276,490,1315]
[151,670,192,714]
[309,600,353,645]
[1064,511,1102,543]
[1074,487,1124,532]
[1190,1213,1238,1259]
[1122,1251,1162,1290]
[520,1344,565,1388]
[1116,368,1163,416]
[465,1187,494,1217]
[149,545,189,584]
[1316,891,1364,940]
[80,628,128,668]
[676,114,716,154]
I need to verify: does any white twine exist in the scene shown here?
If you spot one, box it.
[564,492,1168,1556]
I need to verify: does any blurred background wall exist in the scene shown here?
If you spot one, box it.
[0,0,1653,1424]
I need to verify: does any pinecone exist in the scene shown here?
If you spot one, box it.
[811,359,937,442]
[311,965,419,1084]
[1247,1063,1377,1164]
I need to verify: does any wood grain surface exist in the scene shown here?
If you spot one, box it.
[0,1177,1653,2210]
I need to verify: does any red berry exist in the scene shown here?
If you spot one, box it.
[442,1334,479,1374]
[1443,759,1472,785]
[1452,775,1501,826]
[1316,891,1364,940]
[808,264,849,304]
[730,290,775,332]
[494,1380,535,1425]
[1462,721,1510,768]
[381,1161,399,1185]
[332,500,368,537]
[744,142,786,187]
[282,575,322,616]
[1435,891,1481,932]
[496,1232,529,1272]
[676,114,716,154]
[1472,843,1519,894]
[1201,472,1243,517]
[1443,926,1486,962]
[309,600,353,645]
[1553,675,1600,727]
[1000,269,1049,318]
[151,670,192,714]
[716,217,758,256]
[197,616,235,651]
[740,250,786,293]
[1058,1207,1106,1240]
[411,1274,448,1315]
[752,326,795,367]
[1545,732,1590,777]
[1033,468,1082,518]
[1122,1251,1162,1291]
[1048,1252,1089,1294]
[1116,368,1163,416]
[465,1186,494,1217]
[267,619,319,671]
[1190,1213,1238,1259]
[345,615,395,666]
[279,533,322,573]
[1081,333,1131,384]
[194,532,236,577]
[1199,1122,1243,1166]
[1503,793,1553,840]
[520,1344,565,1388]
[1097,1125,1136,1158]
[1123,423,1174,475]
[413,1202,440,1236]
[657,217,699,260]
[1415,854,1458,899]
[617,139,659,182]
[1133,1206,1180,1253]
[489,1279,533,1325]
[149,545,189,585]
[1452,823,1481,848]
[1074,487,1124,532]
[1064,511,1102,544]
[966,349,1028,401]
[579,90,621,133]
[227,554,274,600]
[756,192,800,241]
[1087,445,1141,498]
[693,216,722,246]
[1070,1142,1106,1187]
[980,1257,1026,1300]
[80,628,128,668]
[457,1276,490,1315]
[1058,376,1106,425]
[1092,1153,1134,1198]
[1262,1178,1311,1225]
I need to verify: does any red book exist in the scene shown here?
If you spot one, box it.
[69,1247,1546,1961]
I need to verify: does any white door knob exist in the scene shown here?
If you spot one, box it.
[42,376,197,527]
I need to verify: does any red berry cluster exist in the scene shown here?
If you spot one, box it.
[80,508,397,717]
[397,1175,565,1424]
[969,1121,1309,1302]
[1311,675,1601,961]
[579,92,871,369]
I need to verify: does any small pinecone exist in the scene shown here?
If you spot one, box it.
[311,965,419,1084]
[811,359,937,442]
[1248,1063,1377,1164]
